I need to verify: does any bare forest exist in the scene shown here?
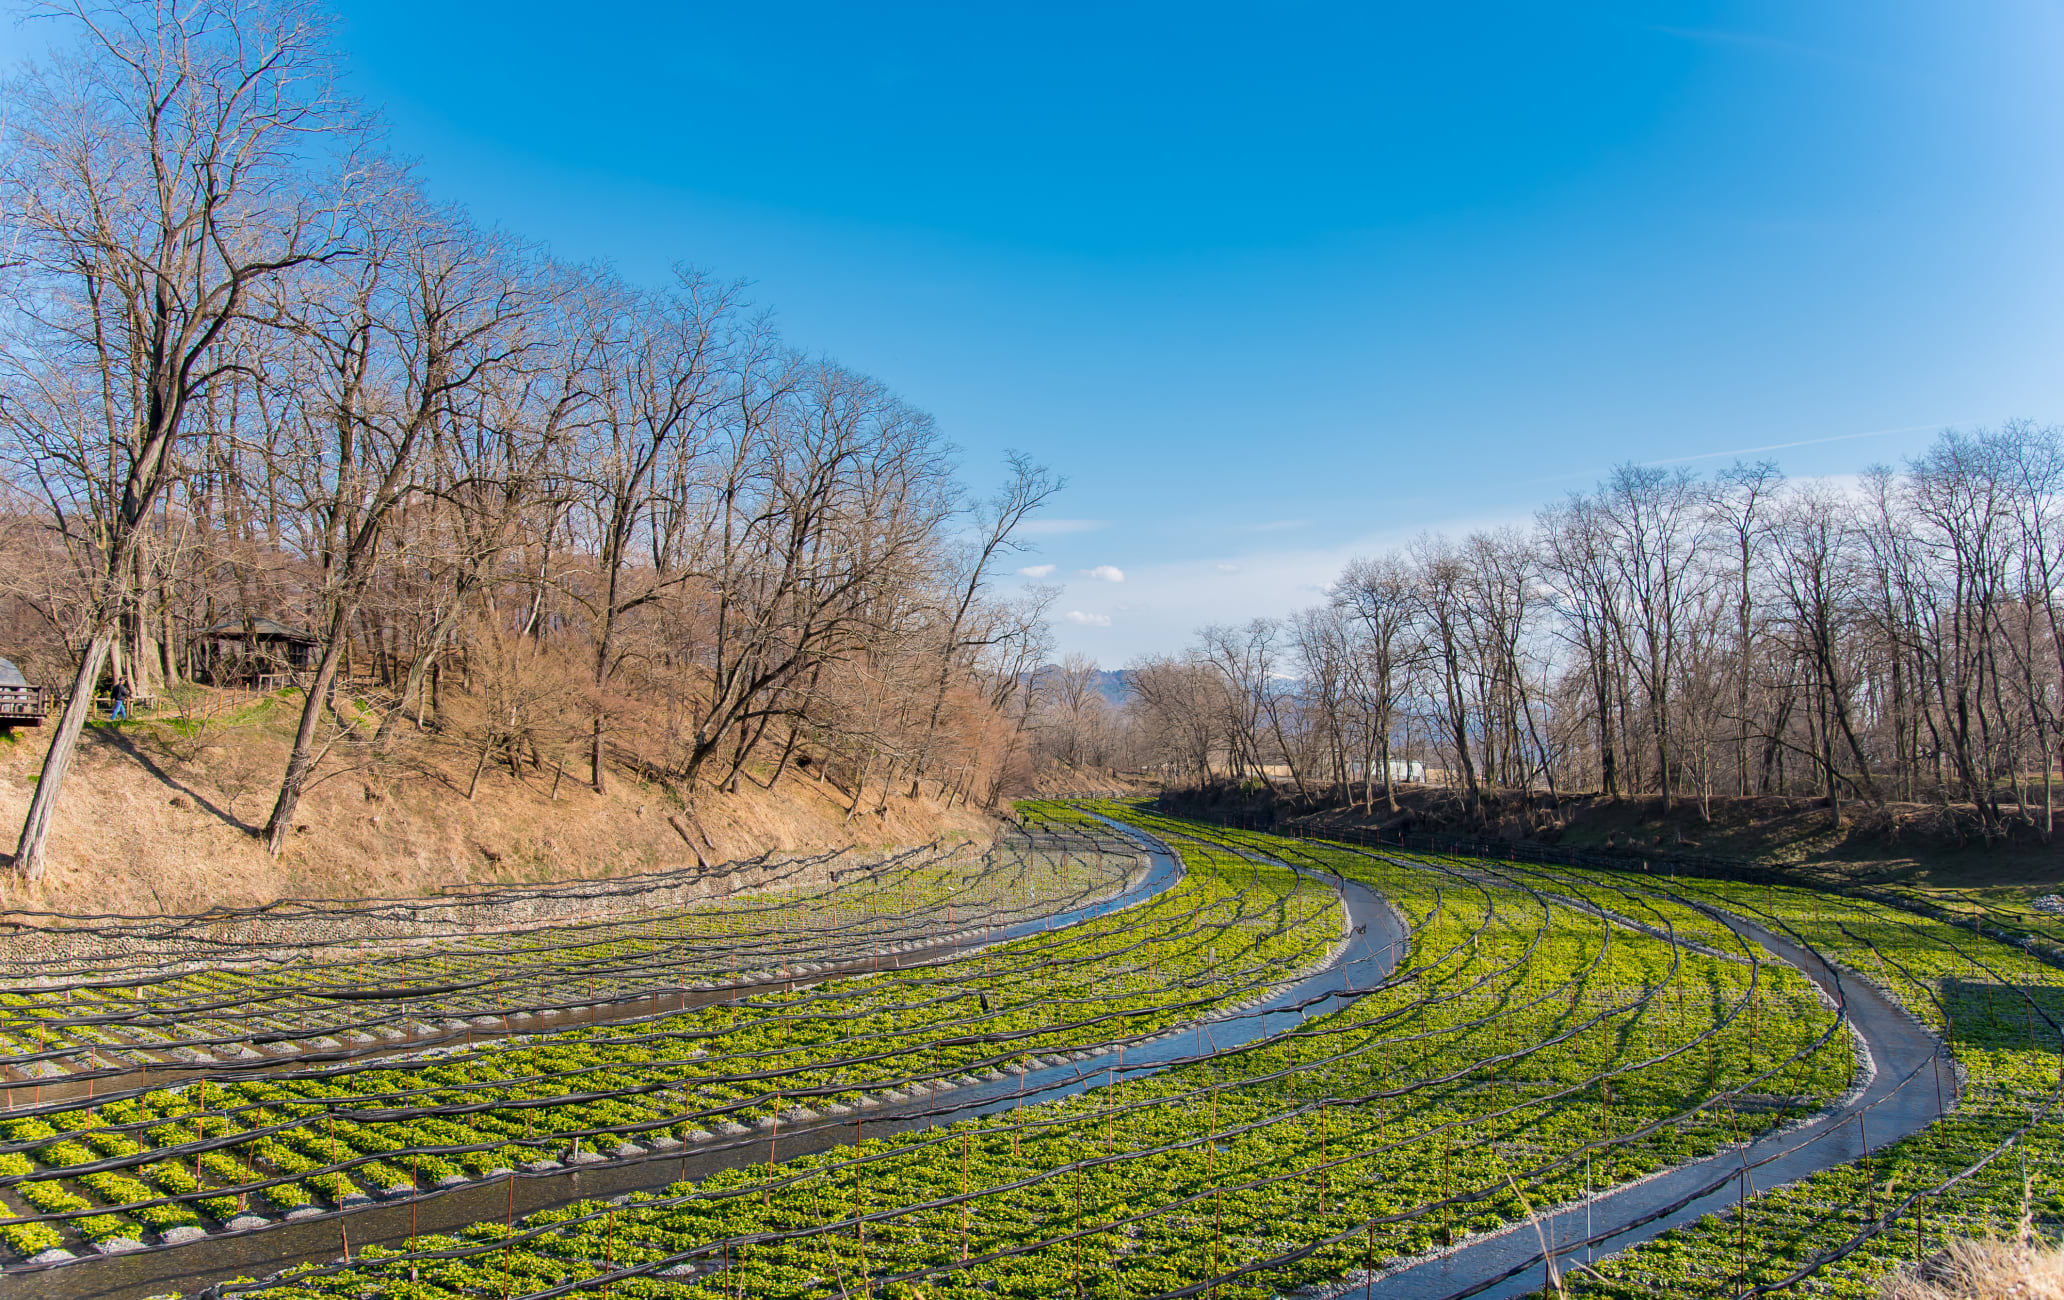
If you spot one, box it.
[0,0,1063,882]
[1092,431,2064,843]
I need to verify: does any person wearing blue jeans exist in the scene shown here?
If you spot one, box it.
[109,679,129,721]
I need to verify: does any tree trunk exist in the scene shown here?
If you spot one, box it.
[375,598,469,745]
[263,615,351,855]
[1379,730,1397,813]
[159,593,179,689]
[13,632,116,881]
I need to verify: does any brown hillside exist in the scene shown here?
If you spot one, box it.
[0,689,993,918]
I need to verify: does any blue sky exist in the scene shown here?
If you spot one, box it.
[12,2,2064,662]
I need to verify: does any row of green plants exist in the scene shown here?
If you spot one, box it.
[197,807,1847,1299]
[0,831,1141,1076]
[1558,869,2064,1298]
[0,817,1332,1259]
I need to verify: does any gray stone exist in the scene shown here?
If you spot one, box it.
[611,1142,647,1157]
[521,1159,562,1172]
[435,1173,470,1188]
[714,1121,749,1137]
[225,1215,270,1231]
[28,1249,74,1264]
[158,1225,208,1244]
[566,1151,607,1165]
[648,1134,680,1150]
[684,1128,715,1143]
[92,1237,147,1254]
[284,1206,326,1220]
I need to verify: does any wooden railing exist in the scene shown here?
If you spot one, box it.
[0,684,48,722]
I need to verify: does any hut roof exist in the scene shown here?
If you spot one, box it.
[198,617,317,642]
[0,658,27,688]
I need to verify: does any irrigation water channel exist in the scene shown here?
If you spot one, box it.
[1357,900,1954,1300]
[33,820,1407,1299]
[20,821,1951,1300]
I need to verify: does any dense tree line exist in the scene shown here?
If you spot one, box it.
[0,0,1060,879]
[1119,427,2064,840]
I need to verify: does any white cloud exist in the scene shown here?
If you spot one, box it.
[1019,518,1108,537]
[1017,563,1056,578]
[1082,565,1125,583]
[1049,504,1538,662]
[1064,610,1112,627]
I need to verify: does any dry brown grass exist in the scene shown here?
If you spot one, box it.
[0,688,994,917]
[1878,1238,2064,1300]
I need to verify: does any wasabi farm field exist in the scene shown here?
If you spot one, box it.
[0,803,2057,1299]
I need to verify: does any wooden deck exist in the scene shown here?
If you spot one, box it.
[0,684,46,725]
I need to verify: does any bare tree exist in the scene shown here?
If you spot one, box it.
[0,0,360,879]
[1122,426,2064,841]
[1412,537,1481,818]
[909,451,1060,795]
[1600,465,1706,811]
[1124,652,1222,783]
[569,271,739,792]
[1708,460,1783,796]
[259,199,529,854]
[1331,554,1419,810]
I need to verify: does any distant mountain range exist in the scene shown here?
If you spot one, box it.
[1030,665,1135,707]
[1088,669,1132,706]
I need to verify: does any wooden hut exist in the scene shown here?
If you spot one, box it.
[196,617,320,687]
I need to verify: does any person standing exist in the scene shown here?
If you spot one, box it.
[109,678,129,721]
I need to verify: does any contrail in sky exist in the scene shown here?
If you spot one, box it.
[1640,422,1949,467]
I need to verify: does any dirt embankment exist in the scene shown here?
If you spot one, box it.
[0,692,994,918]
[1026,762,1158,801]
[1157,781,2064,889]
